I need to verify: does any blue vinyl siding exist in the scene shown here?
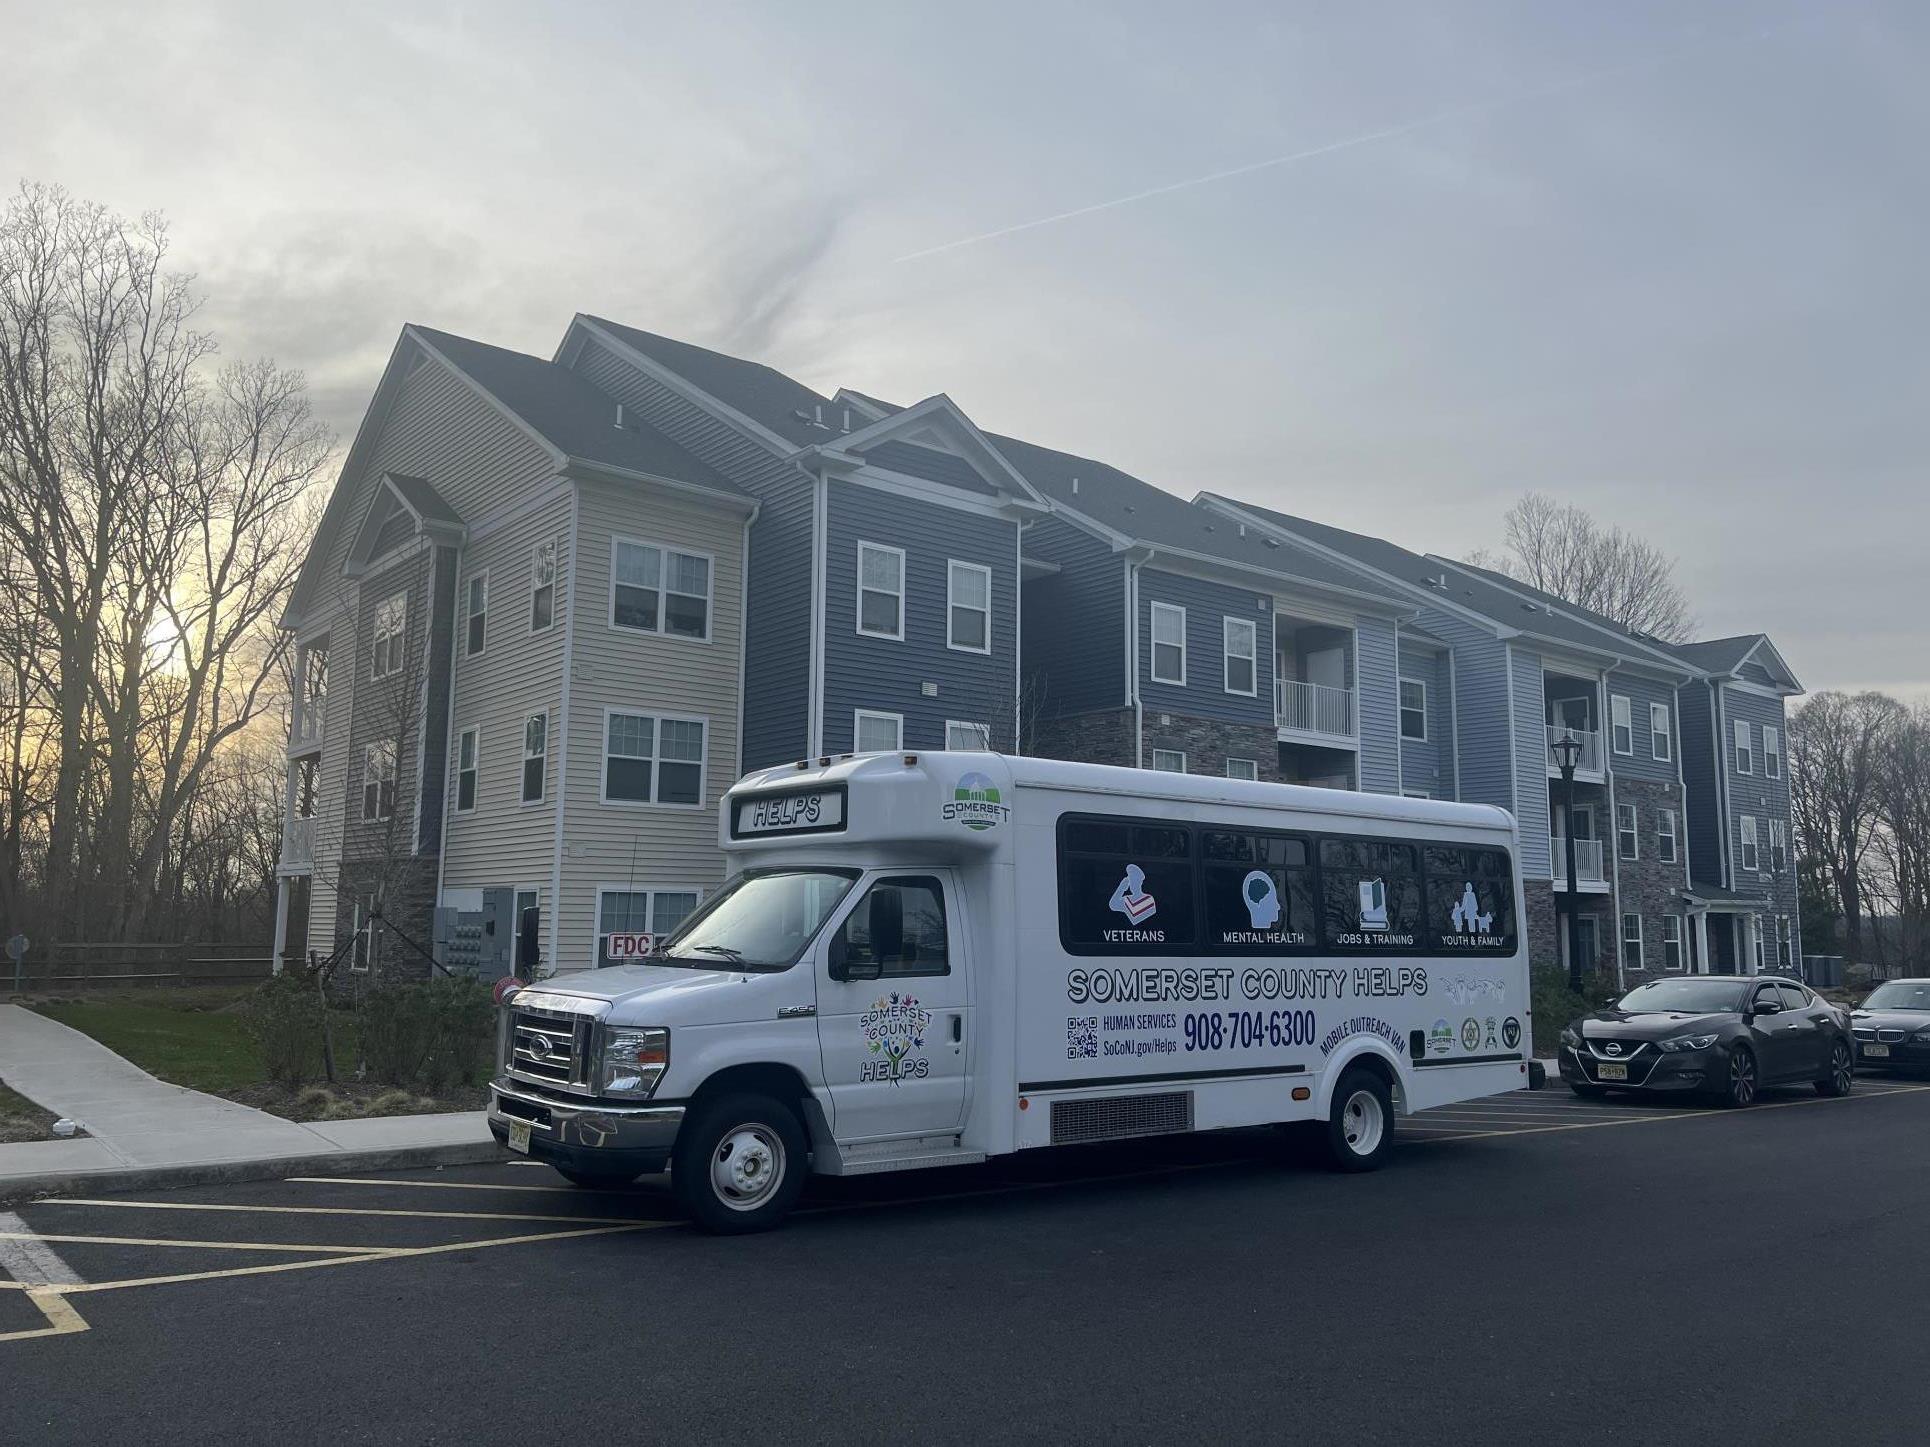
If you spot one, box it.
[1021,515,1125,717]
[1396,643,1450,797]
[1679,681,1722,885]
[1720,686,1793,899]
[1737,658,1776,688]
[568,339,808,770]
[822,479,1018,751]
[1355,615,1400,795]
[863,440,998,496]
[1510,648,1552,877]
[1423,611,1512,815]
[1136,568,1274,725]
[1605,668,1680,785]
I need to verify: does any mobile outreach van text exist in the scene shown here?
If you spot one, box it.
[488,754,1530,1232]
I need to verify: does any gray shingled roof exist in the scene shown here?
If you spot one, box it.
[1663,635,1767,675]
[412,326,745,498]
[383,473,463,527]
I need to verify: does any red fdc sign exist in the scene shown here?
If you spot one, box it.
[603,932,657,960]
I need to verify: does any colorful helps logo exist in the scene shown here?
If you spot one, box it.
[860,992,935,1084]
[943,771,1010,832]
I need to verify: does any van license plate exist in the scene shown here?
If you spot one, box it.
[1596,1062,1629,1081]
[507,1120,532,1153]
[1862,1043,1890,1058]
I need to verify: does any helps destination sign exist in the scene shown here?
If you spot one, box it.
[732,787,847,838]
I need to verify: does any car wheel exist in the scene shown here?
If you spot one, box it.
[1322,1066,1395,1173]
[1720,1045,1758,1108]
[672,1092,808,1234]
[553,1166,642,1188]
[1814,1039,1854,1098]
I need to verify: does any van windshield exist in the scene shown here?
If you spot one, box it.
[659,869,859,973]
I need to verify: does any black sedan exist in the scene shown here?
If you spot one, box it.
[1849,978,1930,1073]
[1559,975,1854,1107]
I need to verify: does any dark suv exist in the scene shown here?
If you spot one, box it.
[1559,975,1854,1107]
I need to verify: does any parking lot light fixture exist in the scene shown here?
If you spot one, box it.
[1552,732,1585,995]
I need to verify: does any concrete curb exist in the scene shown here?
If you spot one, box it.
[0,1138,508,1209]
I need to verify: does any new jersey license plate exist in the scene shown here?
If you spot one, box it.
[1596,1062,1629,1081]
[507,1119,532,1153]
[1862,1043,1890,1058]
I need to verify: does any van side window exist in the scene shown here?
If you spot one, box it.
[1057,815,1198,954]
[1316,839,1422,949]
[833,877,950,978]
[1200,829,1318,950]
[1420,845,1518,952]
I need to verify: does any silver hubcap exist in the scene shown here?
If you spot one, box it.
[1832,1046,1852,1092]
[1341,1088,1385,1156]
[1731,1052,1756,1105]
[710,1124,785,1211]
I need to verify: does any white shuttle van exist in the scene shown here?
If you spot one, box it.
[488,752,1531,1232]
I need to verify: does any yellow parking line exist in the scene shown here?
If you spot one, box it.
[0,1288,89,1342]
[42,1199,651,1226]
[0,1232,393,1255]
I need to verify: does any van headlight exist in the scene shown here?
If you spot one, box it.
[598,1028,670,1098]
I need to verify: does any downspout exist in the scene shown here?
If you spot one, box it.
[1123,547,1152,768]
[1446,647,1461,803]
[807,471,828,758]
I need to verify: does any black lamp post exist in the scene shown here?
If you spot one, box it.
[1553,731,1586,994]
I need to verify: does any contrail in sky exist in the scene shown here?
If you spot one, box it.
[893,22,1793,264]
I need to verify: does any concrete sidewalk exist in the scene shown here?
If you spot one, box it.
[0,1003,500,1198]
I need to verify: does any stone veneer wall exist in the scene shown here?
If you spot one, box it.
[1028,706,1283,783]
[1612,777,1692,981]
[1526,879,1615,980]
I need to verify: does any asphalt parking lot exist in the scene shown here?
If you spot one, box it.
[5,1079,1928,1445]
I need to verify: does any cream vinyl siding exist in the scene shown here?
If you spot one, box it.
[553,476,746,972]
[440,489,572,898]
[295,351,558,958]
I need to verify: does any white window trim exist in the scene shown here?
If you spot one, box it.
[1621,912,1644,970]
[1764,724,1781,779]
[529,538,559,635]
[854,709,904,753]
[1657,807,1678,863]
[609,535,716,644]
[1734,718,1753,775]
[463,570,488,659]
[1149,601,1187,686]
[454,725,479,815]
[599,706,711,810]
[1739,814,1759,872]
[371,594,406,680]
[520,710,549,807]
[592,883,706,969]
[945,719,992,750]
[1402,787,1433,800]
[1399,678,1428,742]
[1649,701,1671,761]
[1768,817,1788,872]
[1610,694,1633,756]
[1663,914,1683,970]
[1150,748,1187,773]
[946,559,993,655]
[1222,616,1257,697]
[1225,757,1259,781]
[361,740,396,822]
[855,541,906,642]
[1617,802,1639,861]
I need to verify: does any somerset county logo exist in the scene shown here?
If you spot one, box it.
[942,771,1010,832]
[860,992,934,1084]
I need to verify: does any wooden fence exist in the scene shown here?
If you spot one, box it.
[7,941,274,992]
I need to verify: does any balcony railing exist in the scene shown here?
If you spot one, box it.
[280,816,316,872]
[1275,678,1355,739]
[1545,725,1603,776]
[1549,835,1606,884]
[291,694,325,751]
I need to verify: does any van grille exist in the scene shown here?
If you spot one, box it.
[1049,1091,1193,1146]
[507,1008,594,1092]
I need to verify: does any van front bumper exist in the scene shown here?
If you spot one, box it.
[489,1078,684,1176]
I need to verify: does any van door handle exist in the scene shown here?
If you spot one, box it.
[952,1014,963,1043]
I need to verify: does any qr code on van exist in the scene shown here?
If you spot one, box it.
[1066,1016,1098,1060]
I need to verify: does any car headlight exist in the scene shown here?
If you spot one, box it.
[1658,1033,1719,1053]
[598,1028,669,1097]
[1560,1027,1581,1048]
[1914,1028,1930,1044]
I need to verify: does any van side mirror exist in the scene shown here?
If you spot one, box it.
[827,926,882,982]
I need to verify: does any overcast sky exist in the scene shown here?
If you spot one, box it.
[5,1,1924,695]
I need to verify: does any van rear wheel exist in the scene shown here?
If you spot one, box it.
[1322,1066,1394,1172]
[672,1092,808,1234]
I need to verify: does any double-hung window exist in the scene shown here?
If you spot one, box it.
[362,740,397,822]
[1650,701,1672,761]
[455,727,479,813]
[464,574,487,657]
[1149,602,1186,685]
[945,720,991,750]
[1739,815,1760,871]
[1663,915,1684,970]
[1150,749,1187,773]
[530,540,558,633]
[1610,695,1633,755]
[521,713,548,804]
[854,710,903,753]
[1222,617,1256,696]
[613,539,711,640]
[947,560,991,653]
[1621,913,1643,971]
[857,542,905,640]
[1399,679,1427,741]
[1617,802,1639,861]
[604,712,706,806]
[1768,818,1787,873]
[1764,725,1781,779]
[596,888,701,968]
[371,595,406,679]
[1657,807,1678,864]
[1224,757,1258,781]
[1734,719,1753,774]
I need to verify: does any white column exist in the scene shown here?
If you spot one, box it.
[1693,911,1710,976]
[270,877,290,976]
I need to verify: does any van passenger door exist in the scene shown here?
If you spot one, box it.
[815,871,971,1145]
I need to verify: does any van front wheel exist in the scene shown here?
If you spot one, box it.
[672,1092,808,1234]
[1322,1067,1395,1172]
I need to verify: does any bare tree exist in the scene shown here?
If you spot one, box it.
[1873,702,1930,970]
[1466,492,1696,642]
[1789,690,1901,964]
